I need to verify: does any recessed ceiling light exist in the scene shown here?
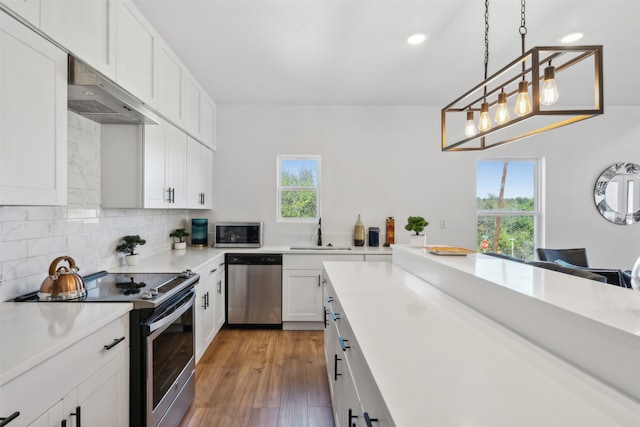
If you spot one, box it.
[560,32,584,43]
[407,33,428,45]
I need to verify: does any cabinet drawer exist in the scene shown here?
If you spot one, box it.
[0,315,129,426]
[284,254,364,270]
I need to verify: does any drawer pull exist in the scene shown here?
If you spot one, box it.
[0,412,20,426]
[70,406,81,427]
[334,354,342,381]
[339,337,350,351]
[103,336,125,350]
[210,268,218,274]
[364,412,379,426]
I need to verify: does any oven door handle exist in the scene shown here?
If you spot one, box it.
[146,291,195,334]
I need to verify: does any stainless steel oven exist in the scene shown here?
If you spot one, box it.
[144,290,195,427]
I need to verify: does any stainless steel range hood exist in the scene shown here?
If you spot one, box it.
[68,56,159,125]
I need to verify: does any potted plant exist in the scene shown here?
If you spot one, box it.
[405,216,429,247]
[116,235,146,266]
[170,228,190,250]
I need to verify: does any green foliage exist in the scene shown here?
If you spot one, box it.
[281,168,316,187]
[116,235,146,256]
[477,201,535,260]
[281,190,317,218]
[405,216,429,235]
[280,168,318,219]
[169,228,190,243]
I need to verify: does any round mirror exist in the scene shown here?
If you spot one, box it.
[594,162,640,225]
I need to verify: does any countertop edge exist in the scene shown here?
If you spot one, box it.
[0,302,133,386]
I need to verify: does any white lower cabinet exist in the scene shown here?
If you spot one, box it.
[282,269,323,322]
[214,262,226,334]
[324,274,393,427]
[1,11,67,206]
[283,254,364,329]
[194,255,225,362]
[1,314,129,427]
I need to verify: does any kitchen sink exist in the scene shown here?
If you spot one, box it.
[290,246,352,251]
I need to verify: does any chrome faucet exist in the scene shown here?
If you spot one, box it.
[317,217,322,246]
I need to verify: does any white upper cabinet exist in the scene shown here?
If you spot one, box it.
[186,136,212,209]
[157,39,183,126]
[116,0,157,108]
[183,72,200,138]
[102,120,187,209]
[40,0,116,79]
[200,92,216,150]
[142,120,187,209]
[183,71,216,150]
[0,0,40,26]
[0,11,67,206]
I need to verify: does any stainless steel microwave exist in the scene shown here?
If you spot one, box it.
[214,222,263,248]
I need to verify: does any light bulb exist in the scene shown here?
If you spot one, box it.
[540,65,559,106]
[514,80,531,116]
[478,102,491,132]
[464,111,477,137]
[494,91,510,124]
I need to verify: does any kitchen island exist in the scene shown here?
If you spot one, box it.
[322,247,640,426]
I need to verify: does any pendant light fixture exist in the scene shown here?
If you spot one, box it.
[441,0,603,151]
[477,2,492,133]
[540,61,559,105]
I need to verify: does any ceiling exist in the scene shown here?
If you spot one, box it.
[133,0,640,106]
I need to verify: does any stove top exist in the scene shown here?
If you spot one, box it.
[15,270,200,309]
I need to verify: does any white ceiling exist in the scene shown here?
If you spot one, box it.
[133,0,640,106]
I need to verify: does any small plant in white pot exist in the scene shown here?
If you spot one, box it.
[405,216,429,247]
[170,228,190,250]
[116,235,146,266]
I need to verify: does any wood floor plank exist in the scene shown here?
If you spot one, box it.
[181,329,334,427]
[247,407,280,427]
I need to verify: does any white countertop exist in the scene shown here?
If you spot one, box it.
[0,302,132,385]
[111,245,392,273]
[324,261,640,426]
[394,245,640,338]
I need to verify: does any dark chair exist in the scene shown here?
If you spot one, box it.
[526,261,607,283]
[536,248,589,267]
[553,260,631,289]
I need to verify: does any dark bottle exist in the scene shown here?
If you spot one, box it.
[368,227,379,247]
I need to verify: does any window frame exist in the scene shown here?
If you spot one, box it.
[476,157,544,258]
[276,154,321,223]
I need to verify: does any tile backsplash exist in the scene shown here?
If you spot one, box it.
[0,112,191,301]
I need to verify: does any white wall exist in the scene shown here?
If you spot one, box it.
[214,105,639,269]
[0,113,190,301]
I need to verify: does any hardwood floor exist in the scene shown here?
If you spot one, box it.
[179,329,335,427]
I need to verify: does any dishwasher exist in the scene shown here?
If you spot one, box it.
[226,253,282,327]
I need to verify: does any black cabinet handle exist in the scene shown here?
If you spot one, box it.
[333,354,341,381]
[323,308,328,328]
[0,412,20,426]
[217,280,222,294]
[326,296,334,303]
[103,336,125,350]
[202,294,207,309]
[171,188,175,203]
[61,420,66,427]
[364,412,378,426]
[349,408,358,426]
[210,268,218,274]
[71,406,81,427]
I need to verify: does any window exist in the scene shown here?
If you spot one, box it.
[277,155,321,222]
[476,159,542,261]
